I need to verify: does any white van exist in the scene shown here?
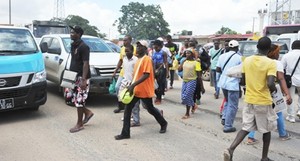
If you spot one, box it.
[39,34,119,95]
[277,31,300,50]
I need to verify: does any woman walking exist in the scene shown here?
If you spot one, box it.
[178,48,203,119]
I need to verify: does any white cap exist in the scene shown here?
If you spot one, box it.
[228,40,239,47]
[156,37,164,41]
[136,40,148,47]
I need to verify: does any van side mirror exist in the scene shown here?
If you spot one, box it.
[40,42,48,53]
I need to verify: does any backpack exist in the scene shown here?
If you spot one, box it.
[199,48,211,71]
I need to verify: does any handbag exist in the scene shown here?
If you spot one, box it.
[60,52,78,89]
[284,56,300,88]
[120,56,146,104]
[61,70,78,89]
[226,63,242,78]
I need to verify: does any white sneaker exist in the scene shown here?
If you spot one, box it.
[297,111,300,119]
[162,95,165,100]
[286,116,296,123]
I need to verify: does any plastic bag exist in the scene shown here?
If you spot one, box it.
[226,64,242,78]
[109,77,117,94]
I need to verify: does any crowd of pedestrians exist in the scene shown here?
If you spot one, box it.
[64,26,300,161]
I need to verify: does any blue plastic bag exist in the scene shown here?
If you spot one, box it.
[109,77,116,94]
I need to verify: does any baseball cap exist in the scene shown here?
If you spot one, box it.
[136,40,148,47]
[228,40,239,48]
[156,37,164,41]
[69,25,84,35]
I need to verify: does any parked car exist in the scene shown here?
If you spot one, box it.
[0,26,47,111]
[105,40,121,53]
[239,40,289,59]
[40,34,119,95]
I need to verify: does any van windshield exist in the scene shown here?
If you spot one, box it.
[62,37,113,53]
[0,28,38,55]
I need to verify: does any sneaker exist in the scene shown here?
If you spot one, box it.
[286,116,296,123]
[169,86,173,89]
[214,93,219,99]
[246,137,259,145]
[131,122,141,127]
[162,95,165,100]
[223,127,236,133]
[297,111,300,119]
[280,132,291,141]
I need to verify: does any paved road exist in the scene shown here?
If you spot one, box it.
[0,81,299,161]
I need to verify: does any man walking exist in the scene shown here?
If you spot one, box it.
[209,40,222,99]
[66,26,94,133]
[115,40,168,140]
[216,40,241,133]
[224,37,277,161]
[281,40,300,123]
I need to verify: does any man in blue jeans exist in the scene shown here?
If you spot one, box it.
[209,40,222,99]
[216,40,242,133]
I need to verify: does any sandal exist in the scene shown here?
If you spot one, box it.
[246,137,259,145]
[83,113,94,124]
[182,115,190,119]
[69,126,84,133]
[191,103,198,114]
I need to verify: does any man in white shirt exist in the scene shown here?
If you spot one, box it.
[281,40,300,123]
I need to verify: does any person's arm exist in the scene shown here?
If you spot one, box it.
[178,59,186,72]
[80,60,89,90]
[163,51,169,77]
[113,59,123,77]
[127,73,150,95]
[197,71,205,94]
[267,75,277,94]
[277,71,292,105]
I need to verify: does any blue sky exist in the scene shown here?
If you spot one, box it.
[0,0,271,39]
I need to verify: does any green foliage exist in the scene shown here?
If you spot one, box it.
[52,15,106,38]
[181,30,188,35]
[116,2,170,40]
[245,30,252,34]
[216,26,237,35]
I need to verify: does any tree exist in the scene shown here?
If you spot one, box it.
[246,30,252,34]
[216,26,237,35]
[116,2,170,40]
[62,15,106,38]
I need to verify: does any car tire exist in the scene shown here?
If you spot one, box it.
[30,105,39,111]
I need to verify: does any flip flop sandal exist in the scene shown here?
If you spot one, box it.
[83,113,94,124]
[181,115,190,119]
[69,126,84,133]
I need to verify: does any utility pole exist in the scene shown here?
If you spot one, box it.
[252,17,256,34]
[9,0,11,24]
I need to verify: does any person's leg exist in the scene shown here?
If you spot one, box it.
[221,89,228,124]
[170,70,175,88]
[262,132,271,160]
[225,130,249,160]
[276,111,288,137]
[296,87,300,118]
[116,97,139,139]
[224,90,239,131]
[114,76,125,113]
[142,98,168,132]
[287,86,296,122]
[131,100,140,126]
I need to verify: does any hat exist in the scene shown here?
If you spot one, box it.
[228,40,239,48]
[136,40,148,47]
[69,25,84,35]
[156,37,164,41]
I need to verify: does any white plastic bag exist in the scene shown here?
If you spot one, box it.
[272,84,287,113]
[226,64,242,78]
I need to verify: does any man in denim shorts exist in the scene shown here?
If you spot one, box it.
[224,37,277,161]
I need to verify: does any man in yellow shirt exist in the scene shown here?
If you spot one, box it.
[224,37,277,161]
